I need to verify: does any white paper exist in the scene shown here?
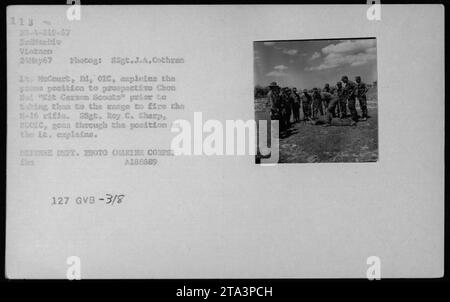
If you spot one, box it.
[6,4,444,279]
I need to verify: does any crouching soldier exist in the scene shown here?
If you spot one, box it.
[355,76,369,121]
[323,92,341,127]
[321,91,333,113]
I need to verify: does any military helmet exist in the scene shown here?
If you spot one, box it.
[269,82,278,87]
[341,75,348,81]
[336,81,342,86]
[303,89,308,93]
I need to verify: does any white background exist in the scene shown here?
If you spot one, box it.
[7,5,444,278]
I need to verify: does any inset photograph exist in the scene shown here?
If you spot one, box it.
[255,38,378,163]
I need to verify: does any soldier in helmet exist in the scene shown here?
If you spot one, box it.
[341,75,358,126]
[301,89,312,121]
[355,76,369,121]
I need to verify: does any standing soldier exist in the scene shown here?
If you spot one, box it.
[312,87,324,120]
[322,84,331,112]
[283,87,292,129]
[341,75,358,126]
[355,76,369,121]
[267,81,281,123]
[291,87,301,123]
[321,86,331,110]
[302,89,312,121]
[321,91,333,113]
[329,84,337,116]
[279,87,290,131]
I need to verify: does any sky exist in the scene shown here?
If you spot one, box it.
[254,38,377,89]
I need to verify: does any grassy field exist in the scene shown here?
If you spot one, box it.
[255,88,378,163]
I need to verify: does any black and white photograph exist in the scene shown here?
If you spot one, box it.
[2,2,445,287]
[255,38,378,163]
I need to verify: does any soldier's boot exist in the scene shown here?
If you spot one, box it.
[362,107,368,120]
[348,99,358,123]
[359,98,368,120]
[323,110,333,127]
[338,102,345,118]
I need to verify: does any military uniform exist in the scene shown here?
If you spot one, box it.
[335,84,346,117]
[267,89,280,120]
[321,92,333,108]
[329,87,336,95]
[276,89,289,131]
[312,89,324,119]
[324,92,341,125]
[342,80,358,122]
[322,84,331,109]
[302,90,312,120]
[355,79,368,119]
[282,89,292,129]
[291,90,301,122]
[323,84,331,93]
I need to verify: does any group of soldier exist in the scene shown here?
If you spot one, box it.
[266,75,369,129]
